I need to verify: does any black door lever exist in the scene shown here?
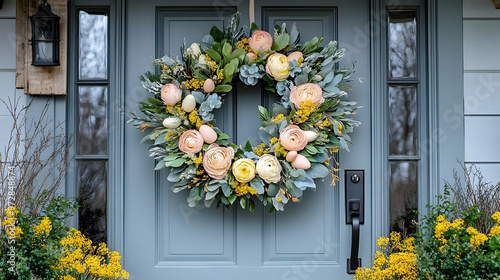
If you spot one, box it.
[345,170,364,274]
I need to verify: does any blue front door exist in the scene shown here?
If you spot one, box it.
[123,1,372,279]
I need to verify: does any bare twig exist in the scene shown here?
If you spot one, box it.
[0,94,71,218]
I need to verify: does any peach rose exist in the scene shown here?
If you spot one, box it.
[279,125,308,152]
[266,53,290,82]
[287,51,303,63]
[161,84,182,106]
[178,130,204,154]
[290,83,325,109]
[203,144,235,180]
[249,30,273,54]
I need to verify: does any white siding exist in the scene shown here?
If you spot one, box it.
[463,1,500,183]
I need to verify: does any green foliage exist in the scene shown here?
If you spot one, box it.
[415,186,500,280]
[0,195,78,280]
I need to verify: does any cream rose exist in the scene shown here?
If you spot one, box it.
[203,144,235,180]
[232,158,256,183]
[287,51,303,63]
[256,154,282,184]
[290,83,325,109]
[248,30,273,54]
[279,125,308,151]
[178,130,204,154]
[266,53,290,82]
[160,84,182,106]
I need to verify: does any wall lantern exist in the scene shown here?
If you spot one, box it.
[30,0,60,66]
[493,0,500,9]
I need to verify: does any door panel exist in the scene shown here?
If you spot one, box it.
[124,1,371,279]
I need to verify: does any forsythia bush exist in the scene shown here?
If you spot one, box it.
[356,211,500,280]
[56,229,130,280]
[354,232,418,280]
[416,211,500,279]
[0,196,129,280]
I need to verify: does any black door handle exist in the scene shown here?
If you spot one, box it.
[345,170,364,274]
[348,214,361,273]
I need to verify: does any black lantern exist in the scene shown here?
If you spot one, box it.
[30,1,60,66]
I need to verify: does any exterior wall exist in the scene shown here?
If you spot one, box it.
[0,0,24,159]
[0,0,67,198]
[463,0,500,183]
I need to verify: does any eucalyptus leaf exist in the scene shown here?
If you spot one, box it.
[308,163,330,179]
[267,183,279,196]
[165,158,185,168]
[221,183,232,197]
[206,189,219,200]
[204,197,216,208]
[191,91,204,104]
[187,187,202,207]
[290,23,300,44]
[276,33,290,50]
[207,183,220,192]
[295,74,308,86]
[286,180,303,197]
[249,177,265,194]
[154,160,167,170]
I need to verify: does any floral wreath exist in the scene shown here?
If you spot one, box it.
[129,13,360,212]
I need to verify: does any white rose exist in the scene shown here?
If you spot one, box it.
[256,154,282,184]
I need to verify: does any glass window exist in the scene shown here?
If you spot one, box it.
[389,161,418,234]
[78,160,108,244]
[388,10,417,78]
[79,11,108,80]
[78,86,108,155]
[76,8,110,244]
[389,86,417,156]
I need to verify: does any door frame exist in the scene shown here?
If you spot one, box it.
[67,0,465,270]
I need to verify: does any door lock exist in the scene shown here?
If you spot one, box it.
[351,174,360,183]
[345,170,364,274]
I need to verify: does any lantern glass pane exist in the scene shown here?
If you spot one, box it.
[79,11,108,80]
[34,42,54,62]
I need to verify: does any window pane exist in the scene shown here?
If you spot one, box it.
[390,161,418,234]
[79,11,108,80]
[389,86,417,156]
[388,10,417,78]
[78,86,108,155]
[78,160,107,244]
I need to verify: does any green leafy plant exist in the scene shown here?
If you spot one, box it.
[0,195,78,280]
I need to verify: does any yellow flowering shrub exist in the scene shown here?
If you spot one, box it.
[417,209,500,279]
[57,228,130,280]
[355,232,418,280]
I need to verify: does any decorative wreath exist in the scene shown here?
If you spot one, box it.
[129,13,360,212]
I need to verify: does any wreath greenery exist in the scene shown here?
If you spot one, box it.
[129,13,360,212]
